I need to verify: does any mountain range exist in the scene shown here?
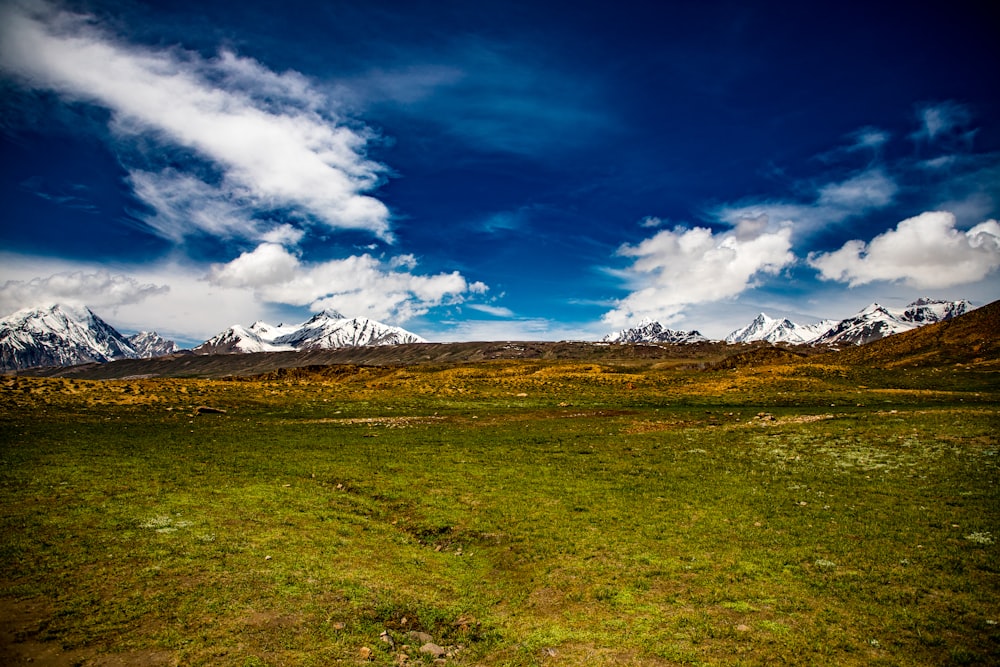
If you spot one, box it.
[622,298,971,347]
[602,319,708,344]
[192,311,426,354]
[0,304,426,371]
[0,298,976,371]
[0,304,177,371]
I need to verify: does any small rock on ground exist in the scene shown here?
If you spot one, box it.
[420,642,446,658]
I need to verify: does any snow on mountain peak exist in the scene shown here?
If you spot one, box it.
[1,303,143,370]
[194,312,425,354]
[725,312,832,344]
[603,320,708,344]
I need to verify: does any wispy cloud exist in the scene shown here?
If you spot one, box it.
[208,243,488,323]
[467,304,515,317]
[0,0,392,241]
[715,167,899,238]
[808,211,1000,288]
[913,101,974,145]
[346,39,609,156]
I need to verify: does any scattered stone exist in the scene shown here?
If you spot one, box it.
[395,654,410,666]
[420,642,446,658]
[736,624,751,632]
[359,646,373,660]
[409,631,434,644]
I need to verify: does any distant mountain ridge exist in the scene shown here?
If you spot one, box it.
[725,313,837,344]
[0,304,170,371]
[810,299,972,346]
[609,299,972,346]
[193,311,426,355]
[0,298,977,372]
[127,330,180,357]
[603,319,708,344]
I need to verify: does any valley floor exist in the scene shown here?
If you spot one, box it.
[1,360,998,665]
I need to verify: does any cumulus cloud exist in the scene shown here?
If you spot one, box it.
[0,269,168,314]
[209,244,485,323]
[602,223,794,327]
[808,211,1000,288]
[0,1,391,241]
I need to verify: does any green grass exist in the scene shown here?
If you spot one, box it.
[1,363,998,665]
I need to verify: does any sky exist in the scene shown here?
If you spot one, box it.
[1,0,998,346]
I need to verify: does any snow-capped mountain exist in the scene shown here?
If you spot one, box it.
[812,299,972,346]
[725,313,838,344]
[603,319,708,344]
[724,299,972,347]
[901,297,971,324]
[0,304,183,371]
[193,324,296,355]
[273,311,426,349]
[194,311,426,355]
[0,304,137,371]
[127,331,180,357]
[812,303,917,346]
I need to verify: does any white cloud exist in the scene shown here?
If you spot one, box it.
[208,243,301,288]
[602,223,794,327]
[0,1,391,241]
[808,211,1000,288]
[0,268,168,314]
[208,244,483,323]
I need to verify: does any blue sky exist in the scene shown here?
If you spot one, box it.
[1,0,998,346]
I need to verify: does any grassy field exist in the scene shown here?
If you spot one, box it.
[1,359,998,665]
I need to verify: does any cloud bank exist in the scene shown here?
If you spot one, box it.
[209,243,488,323]
[0,269,168,315]
[809,211,1000,288]
[0,0,391,241]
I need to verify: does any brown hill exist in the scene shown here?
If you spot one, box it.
[821,299,1000,368]
[18,340,737,380]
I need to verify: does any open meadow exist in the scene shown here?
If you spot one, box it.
[1,353,998,665]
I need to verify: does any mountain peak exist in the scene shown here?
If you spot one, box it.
[725,311,830,344]
[305,309,347,323]
[603,320,708,344]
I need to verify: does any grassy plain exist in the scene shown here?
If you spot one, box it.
[1,359,998,665]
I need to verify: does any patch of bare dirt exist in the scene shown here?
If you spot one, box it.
[0,598,175,666]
